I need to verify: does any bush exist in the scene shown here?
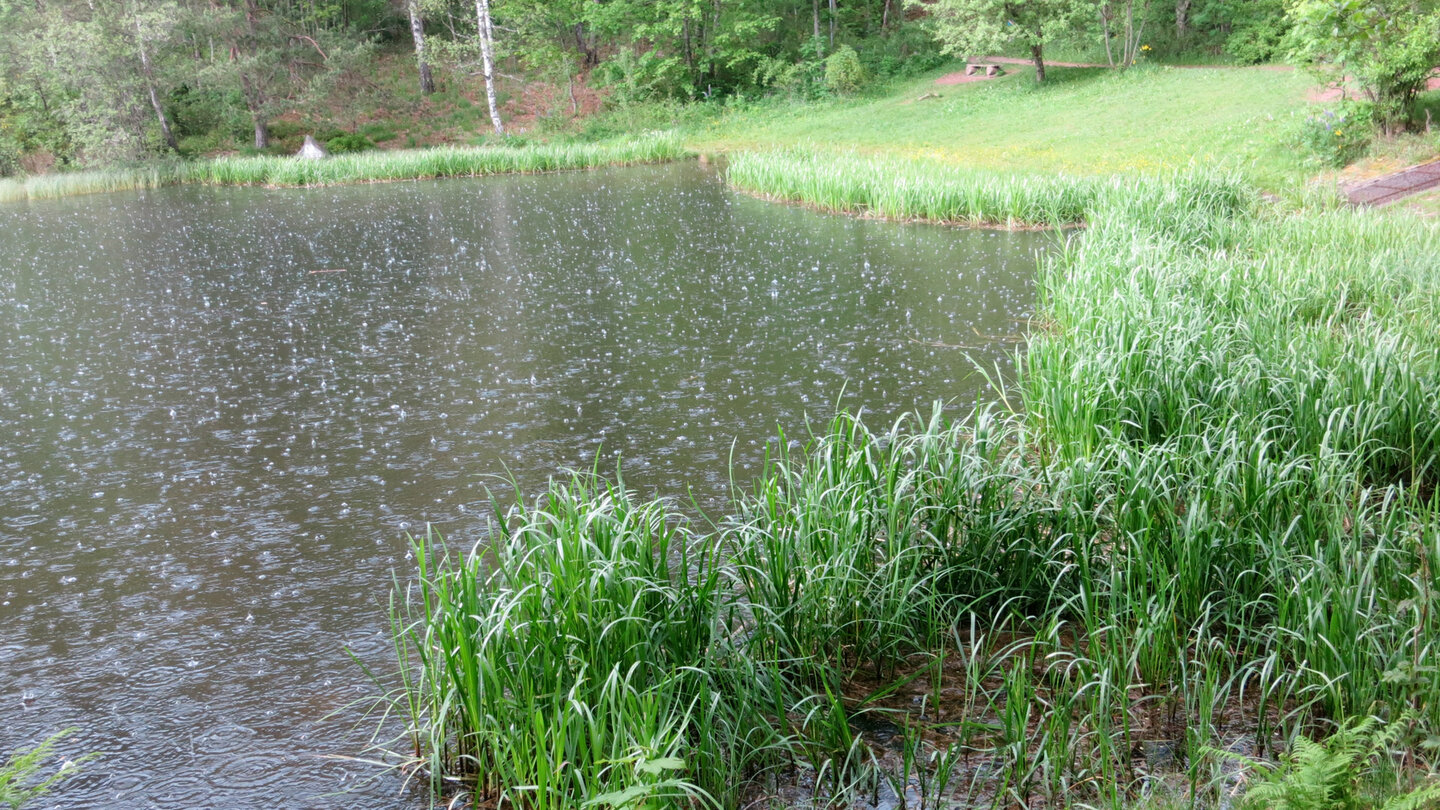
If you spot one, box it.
[824,44,867,95]
[324,133,376,153]
[1291,101,1374,167]
[1224,13,1290,65]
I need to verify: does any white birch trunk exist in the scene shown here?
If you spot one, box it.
[475,0,504,134]
[408,0,435,94]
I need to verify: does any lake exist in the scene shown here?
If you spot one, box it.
[0,162,1040,808]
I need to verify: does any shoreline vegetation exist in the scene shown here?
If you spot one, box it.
[367,163,1440,809]
[723,148,1257,228]
[0,135,688,203]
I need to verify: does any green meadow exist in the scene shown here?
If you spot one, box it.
[695,64,1316,189]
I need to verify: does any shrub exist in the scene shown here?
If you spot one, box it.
[1224,13,1290,64]
[824,44,867,95]
[1291,101,1374,167]
[324,132,376,153]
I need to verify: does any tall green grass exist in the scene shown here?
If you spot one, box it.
[0,164,189,203]
[373,163,1440,808]
[191,135,688,187]
[0,135,688,202]
[724,147,1254,228]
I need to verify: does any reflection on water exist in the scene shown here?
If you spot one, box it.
[0,162,1040,808]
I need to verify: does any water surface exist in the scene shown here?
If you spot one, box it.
[0,162,1040,808]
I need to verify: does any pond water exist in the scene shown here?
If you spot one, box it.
[0,162,1040,808]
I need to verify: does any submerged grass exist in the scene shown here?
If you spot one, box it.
[370,163,1440,808]
[0,134,688,202]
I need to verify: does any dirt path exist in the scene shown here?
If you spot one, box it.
[1345,159,1440,206]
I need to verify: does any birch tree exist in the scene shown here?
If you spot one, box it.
[407,0,435,94]
[476,0,504,133]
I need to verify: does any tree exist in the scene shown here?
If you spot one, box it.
[195,0,373,149]
[475,0,503,133]
[129,1,181,151]
[1097,0,1152,68]
[406,0,435,94]
[915,0,1097,82]
[1288,0,1440,134]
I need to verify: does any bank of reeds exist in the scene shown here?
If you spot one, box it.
[724,147,1255,229]
[0,163,190,202]
[0,135,688,202]
[373,165,1440,808]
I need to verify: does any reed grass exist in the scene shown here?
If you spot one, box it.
[372,160,1440,808]
[724,147,1254,229]
[191,135,688,188]
[0,164,189,203]
[0,135,688,202]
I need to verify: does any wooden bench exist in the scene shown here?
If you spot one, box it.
[965,63,1004,77]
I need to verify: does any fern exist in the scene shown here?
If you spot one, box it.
[1212,714,1440,810]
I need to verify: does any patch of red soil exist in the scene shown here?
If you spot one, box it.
[1307,74,1439,103]
[504,78,606,130]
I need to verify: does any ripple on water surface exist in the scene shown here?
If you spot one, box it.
[0,162,1039,808]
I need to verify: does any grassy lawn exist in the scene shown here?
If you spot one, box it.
[691,63,1316,188]
[1404,186,1440,217]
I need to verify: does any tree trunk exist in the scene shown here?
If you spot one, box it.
[1031,43,1045,83]
[134,15,178,151]
[828,0,836,49]
[574,24,597,68]
[238,0,267,149]
[812,0,821,46]
[475,0,504,134]
[1100,5,1114,66]
[1175,0,1191,39]
[407,0,435,94]
[881,0,893,33]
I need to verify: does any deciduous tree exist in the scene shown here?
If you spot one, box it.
[1288,0,1440,133]
[915,0,1097,82]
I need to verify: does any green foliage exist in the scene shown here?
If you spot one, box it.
[823,44,866,95]
[915,0,1098,79]
[165,85,248,141]
[323,132,375,153]
[1288,101,1374,167]
[1219,715,1440,810]
[593,46,687,105]
[1223,5,1290,64]
[1287,0,1440,133]
[0,728,93,810]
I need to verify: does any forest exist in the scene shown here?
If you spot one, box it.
[0,0,1302,174]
